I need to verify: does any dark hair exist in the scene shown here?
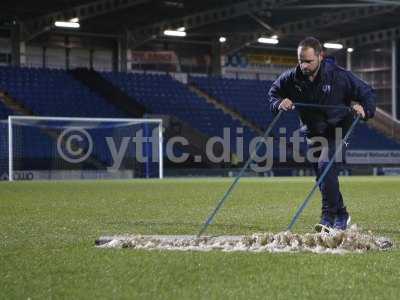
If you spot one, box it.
[298,37,322,55]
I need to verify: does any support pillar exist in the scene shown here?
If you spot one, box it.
[211,37,222,76]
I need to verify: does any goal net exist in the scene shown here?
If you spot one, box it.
[3,116,163,181]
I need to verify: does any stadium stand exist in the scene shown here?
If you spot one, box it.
[0,66,126,118]
[0,66,398,165]
[189,75,400,151]
[189,75,301,138]
[189,76,271,128]
[101,71,258,158]
[0,66,145,174]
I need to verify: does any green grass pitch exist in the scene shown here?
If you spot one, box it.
[1,176,399,299]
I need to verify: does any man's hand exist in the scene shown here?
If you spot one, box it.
[278,98,294,111]
[352,104,366,119]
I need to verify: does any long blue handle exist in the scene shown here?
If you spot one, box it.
[197,110,283,237]
[294,103,352,111]
[286,115,361,231]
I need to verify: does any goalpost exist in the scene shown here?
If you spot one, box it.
[6,116,163,181]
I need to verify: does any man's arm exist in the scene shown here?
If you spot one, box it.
[268,71,294,113]
[346,71,376,119]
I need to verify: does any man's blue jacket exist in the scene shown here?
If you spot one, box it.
[268,60,376,138]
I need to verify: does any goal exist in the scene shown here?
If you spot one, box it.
[5,116,163,181]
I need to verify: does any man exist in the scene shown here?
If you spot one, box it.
[268,37,376,231]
